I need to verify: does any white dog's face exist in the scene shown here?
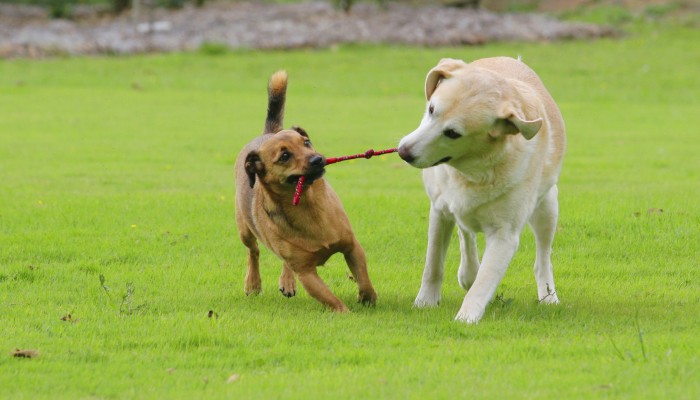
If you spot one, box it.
[398,58,543,169]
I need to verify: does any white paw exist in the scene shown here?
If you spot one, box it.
[414,287,441,308]
[538,284,560,304]
[539,292,560,305]
[457,267,475,291]
[454,310,482,324]
[455,300,485,324]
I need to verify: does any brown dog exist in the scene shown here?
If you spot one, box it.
[234,70,377,312]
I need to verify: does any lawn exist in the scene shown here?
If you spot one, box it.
[1,22,699,399]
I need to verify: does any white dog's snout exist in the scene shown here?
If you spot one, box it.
[397,141,415,163]
[398,133,418,163]
[400,126,428,153]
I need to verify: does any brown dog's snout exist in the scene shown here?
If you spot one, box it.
[310,155,325,168]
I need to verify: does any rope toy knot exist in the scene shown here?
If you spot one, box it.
[364,149,375,159]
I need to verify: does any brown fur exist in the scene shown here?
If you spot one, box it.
[234,70,376,312]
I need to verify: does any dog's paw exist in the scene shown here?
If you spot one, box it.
[278,273,297,298]
[414,298,440,308]
[457,272,475,291]
[454,311,481,324]
[331,303,350,313]
[279,286,296,298]
[244,280,262,296]
[413,293,441,308]
[414,283,442,308]
[245,272,262,296]
[457,264,478,291]
[357,289,377,307]
[455,304,484,324]
[539,293,560,305]
[538,284,560,305]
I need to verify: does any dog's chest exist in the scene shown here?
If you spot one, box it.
[254,201,350,263]
[431,186,490,228]
[425,167,512,232]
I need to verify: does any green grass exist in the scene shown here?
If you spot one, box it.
[1,24,699,399]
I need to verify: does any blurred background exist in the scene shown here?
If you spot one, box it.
[1,0,698,58]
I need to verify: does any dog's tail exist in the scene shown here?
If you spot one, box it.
[263,70,287,134]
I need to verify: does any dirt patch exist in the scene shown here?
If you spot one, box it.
[0,1,619,58]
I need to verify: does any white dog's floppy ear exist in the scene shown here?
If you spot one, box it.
[425,58,468,100]
[490,83,543,140]
[490,108,543,140]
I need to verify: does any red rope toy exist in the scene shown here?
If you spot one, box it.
[293,148,397,205]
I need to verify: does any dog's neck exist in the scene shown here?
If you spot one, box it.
[450,137,532,186]
[257,180,326,228]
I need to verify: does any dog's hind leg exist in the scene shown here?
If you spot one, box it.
[296,268,349,312]
[529,185,560,305]
[414,207,454,308]
[457,227,480,291]
[239,225,262,296]
[343,239,377,306]
[279,263,297,298]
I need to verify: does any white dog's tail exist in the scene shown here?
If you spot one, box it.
[263,70,288,134]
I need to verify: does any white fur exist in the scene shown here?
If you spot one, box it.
[398,57,566,324]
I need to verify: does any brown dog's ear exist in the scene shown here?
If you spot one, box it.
[425,58,468,100]
[244,151,265,188]
[291,125,309,138]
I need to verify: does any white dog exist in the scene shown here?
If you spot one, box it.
[397,57,566,323]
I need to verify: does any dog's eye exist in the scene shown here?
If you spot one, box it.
[443,128,462,139]
[428,104,434,115]
[279,151,291,163]
[304,140,311,148]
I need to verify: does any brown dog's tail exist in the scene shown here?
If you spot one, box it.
[264,70,287,134]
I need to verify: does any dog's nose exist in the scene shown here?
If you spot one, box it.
[398,146,415,163]
[309,155,325,168]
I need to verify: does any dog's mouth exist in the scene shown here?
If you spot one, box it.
[286,168,326,186]
[431,156,452,166]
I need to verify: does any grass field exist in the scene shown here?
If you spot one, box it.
[1,21,699,399]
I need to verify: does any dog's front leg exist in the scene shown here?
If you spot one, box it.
[343,239,377,306]
[278,263,297,298]
[296,267,349,312]
[414,206,455,308]
[455,231,520,323]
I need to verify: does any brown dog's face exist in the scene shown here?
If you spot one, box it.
[245,127,326,191]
